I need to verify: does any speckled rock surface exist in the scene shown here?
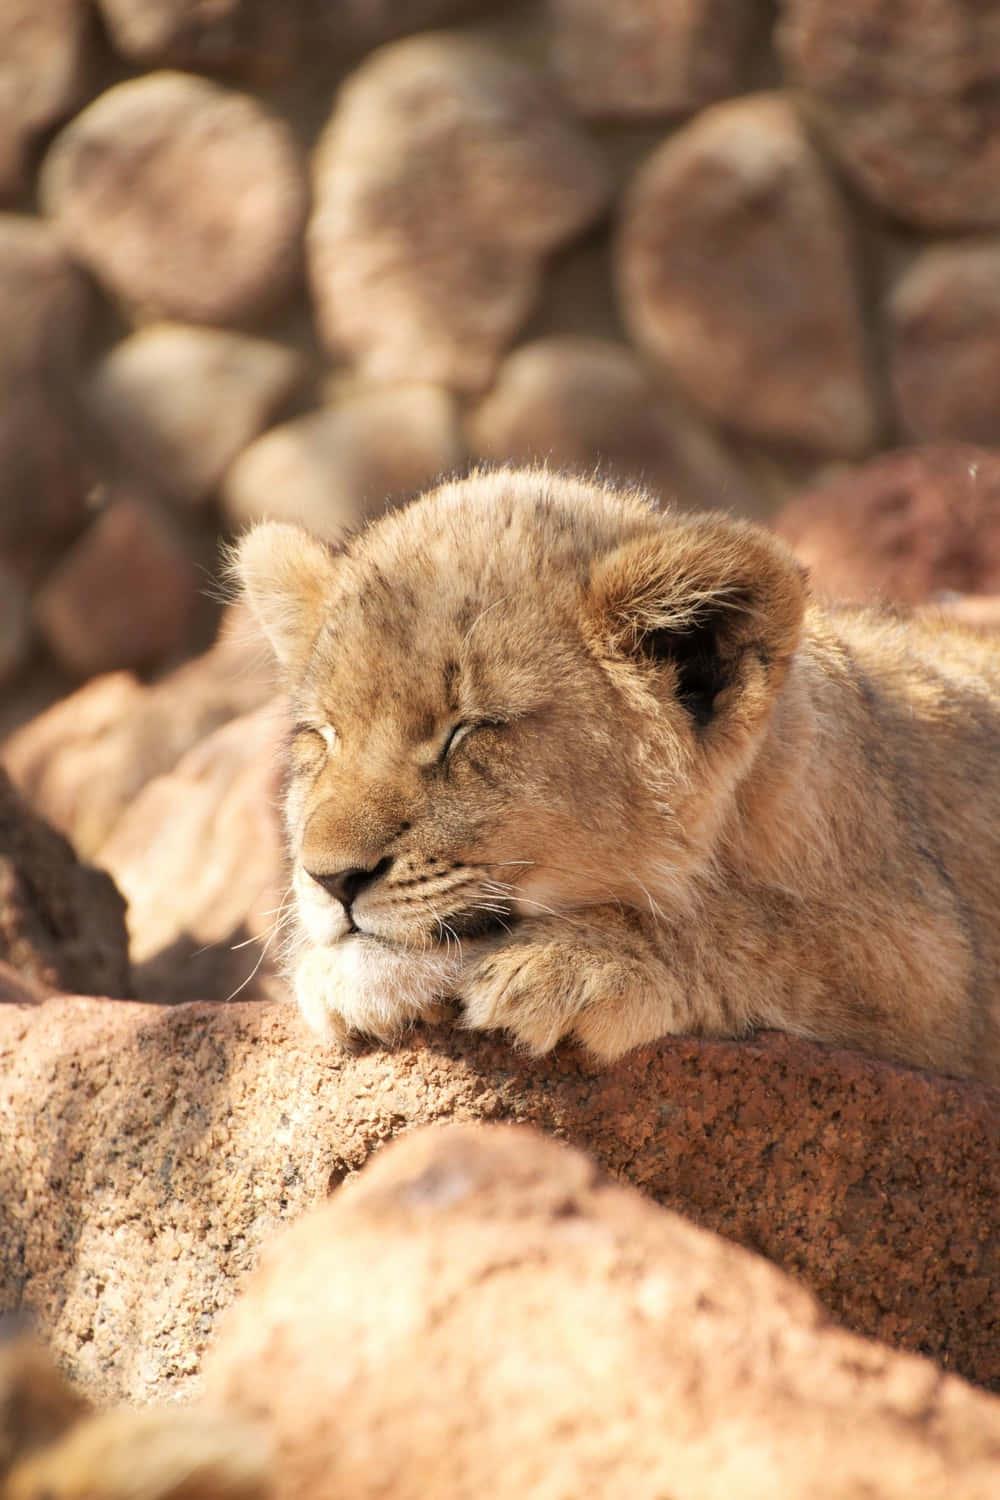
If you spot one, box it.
[205,1123,1000,1500]
[774,446,1000,603]
[1,996,995,1403]
[0,772,129,997]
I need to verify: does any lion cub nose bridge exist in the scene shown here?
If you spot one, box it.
[308,856,394,909]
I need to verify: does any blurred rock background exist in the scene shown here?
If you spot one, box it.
[6,0,1000,725]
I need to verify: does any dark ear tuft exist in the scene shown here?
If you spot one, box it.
[638,619,730,727]
[586,515,806,729]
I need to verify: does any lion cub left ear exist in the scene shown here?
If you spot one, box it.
[586,514,807,728]
[229,522,341,674]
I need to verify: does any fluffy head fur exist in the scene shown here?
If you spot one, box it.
[234,468,1000,1083]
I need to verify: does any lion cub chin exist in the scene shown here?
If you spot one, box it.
[235,468,1000,1085]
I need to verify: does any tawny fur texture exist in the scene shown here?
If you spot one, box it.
[235,469,1000,1084]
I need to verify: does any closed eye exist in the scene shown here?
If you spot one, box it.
[294,721,338,753]
[440,718,506,764]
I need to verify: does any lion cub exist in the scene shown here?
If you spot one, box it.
[235,469,1000,1084]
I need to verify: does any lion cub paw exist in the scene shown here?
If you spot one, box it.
[458,936,644,1059]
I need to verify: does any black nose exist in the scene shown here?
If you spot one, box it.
[307,856,393,910]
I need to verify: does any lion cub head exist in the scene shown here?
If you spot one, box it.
[234,469,805,1038]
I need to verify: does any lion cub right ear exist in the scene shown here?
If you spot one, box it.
[229,523,340,674]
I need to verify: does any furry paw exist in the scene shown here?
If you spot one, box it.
[294,939,461,1046]
[458,937,631,1056]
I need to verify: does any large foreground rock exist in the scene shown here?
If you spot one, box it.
[206,1123,1000,1500]
[1,996,995,1403]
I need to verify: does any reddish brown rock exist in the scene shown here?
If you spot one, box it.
[774,446,1000,604]
[778,0,1000,230]
[888,242,1000,446]
[32,495,200,678]
[96,0,298,73]
[222,384,464,542]
[40,72,308,326]
[2,605,276,856]
[308,33,610,391]
[0,215,94,577]
[549,0,761,119]
[0,770,129,997]
[87,324,308,507]
[0,997,995,1403]
[0,0,93,199]
[616,93,880,456]
[206,1124,1000,1500]
[466,335,761,514]
[98,703,289,1004]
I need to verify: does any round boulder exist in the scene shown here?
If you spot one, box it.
[40,71,308,325]
[779,0,1000,230]
[223,384,464,542]
[308,33,610,391]
[616,93,880,457]
[466,336,760,514]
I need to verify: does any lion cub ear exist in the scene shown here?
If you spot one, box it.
[586,515,807,727]
[229,522,340,674]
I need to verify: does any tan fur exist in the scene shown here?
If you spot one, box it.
[234,469,1000,1084]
